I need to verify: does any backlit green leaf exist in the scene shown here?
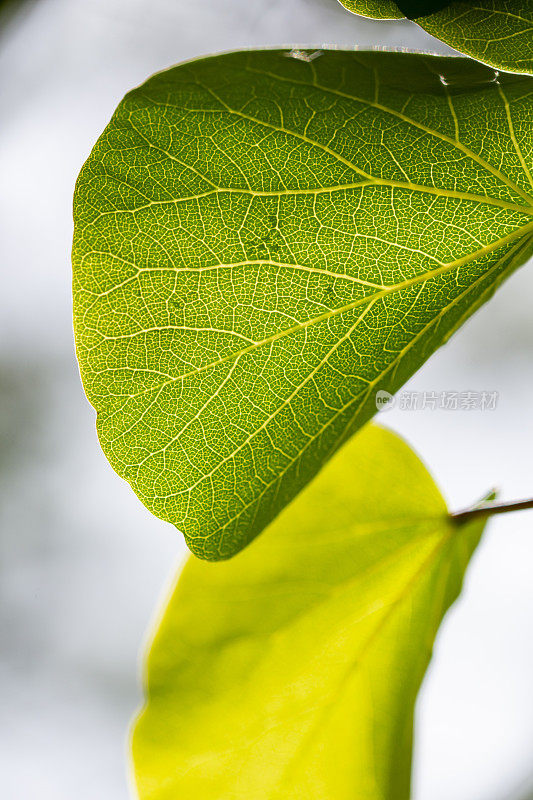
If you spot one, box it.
[72,50,533,559]
[340,1,533,75]
[132,424,489,800]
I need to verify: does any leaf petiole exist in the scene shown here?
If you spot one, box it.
[451,497,533,525]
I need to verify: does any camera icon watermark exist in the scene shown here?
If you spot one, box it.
[375,389,499,412]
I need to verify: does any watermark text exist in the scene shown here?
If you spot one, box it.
[375,390,499,412]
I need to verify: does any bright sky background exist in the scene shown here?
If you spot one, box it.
[1,1,532,798]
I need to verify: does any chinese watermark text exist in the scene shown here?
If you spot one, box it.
[375,390,499,412]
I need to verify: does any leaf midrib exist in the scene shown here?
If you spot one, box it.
[101,218,533,397]
[84,174,533,218]
[129,97,533,216]
[239,61,533,206]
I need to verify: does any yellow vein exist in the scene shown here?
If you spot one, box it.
[497,82,533,193]
[117,218,533,396]
[241,64,533,206]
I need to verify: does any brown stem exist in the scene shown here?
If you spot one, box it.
[451,497,533,525]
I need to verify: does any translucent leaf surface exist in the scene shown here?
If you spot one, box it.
[132,424,489,800]
[341,1,533,74]
[72,50,533,559]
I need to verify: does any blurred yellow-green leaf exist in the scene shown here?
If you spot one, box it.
[132,424,489,800]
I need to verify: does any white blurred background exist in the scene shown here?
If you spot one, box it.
[1,0,532,797]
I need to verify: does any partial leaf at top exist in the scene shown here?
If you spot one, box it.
[72,50,533,559]
[132,424,490,800]
[339,1,533,75]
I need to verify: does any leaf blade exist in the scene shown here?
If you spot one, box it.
[131,424,489,800]
[72,50,533,558]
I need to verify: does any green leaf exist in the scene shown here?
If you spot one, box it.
[339,0,403,17]
[339,1,533,75]
[72,50,533,560]
[132,424,490,800]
